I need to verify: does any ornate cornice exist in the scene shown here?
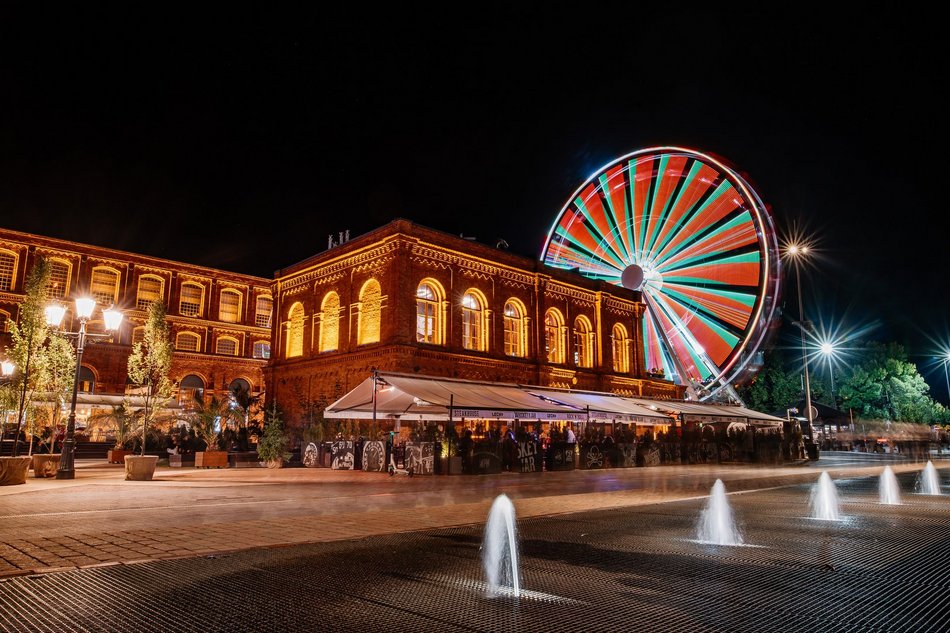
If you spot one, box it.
[281,240,401,292]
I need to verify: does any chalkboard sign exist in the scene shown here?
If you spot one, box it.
[361,440,386,472]
[303,442,320,468]
[331,441,355,470]
[581,444,606,469]
[517,441,542,472]
[405,442,434,475]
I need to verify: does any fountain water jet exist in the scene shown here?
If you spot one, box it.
[879,466,902,505]
[697,479,743,545]
[482,494,520,597]
[810,471,841,521]
[917,461,942,495]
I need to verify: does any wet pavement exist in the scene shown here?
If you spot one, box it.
[0,457,947,632]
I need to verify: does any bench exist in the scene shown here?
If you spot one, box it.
[169,453,196,468]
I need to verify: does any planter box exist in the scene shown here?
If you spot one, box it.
[124,455,158,481]
[0,456,32,486]
[108,449,132,464]
[195,451,229,469]
[32,453,61,478]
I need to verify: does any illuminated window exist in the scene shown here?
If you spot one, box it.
[255,295,273,328]
[47,259,70,299]
[253,341,271,359]
[179,374,204,408]
[612,323,630,373]
[287,302,304,357]
[219,289,242,323]
[175,331,201,352]
[136,275,164,311]
[0,250,15,292]
[319,292,340,352]
[461,290,488,352]
[180,282,204,317]
[544,309,565,364]
[503,299,527,357]
[357,279,381,345]
[132,326,146,345]
[216,337,238,356]
[416,280,444,344]
[78,366,95,394]
[90,267,120,305]
[0,310,10,333]
[573,316,594,368]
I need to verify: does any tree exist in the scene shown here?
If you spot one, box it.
[737,348,800,414]
[6,258,75,456]
[86,402,141,450]
[189,392,237,452]
[256,403,290,466]
[29,334,76,455]
[126,300,173,456]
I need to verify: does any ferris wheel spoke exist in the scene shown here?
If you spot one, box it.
[653,286,743,354]
[647,160,716,262]
[658,209,756,269]
[643,154,689,257]
[646,294,719,381]
[654,180,739,263]
[597,169,633,262]
[660,282,756,330]
[573,186,629,267]
[551,223,626,272]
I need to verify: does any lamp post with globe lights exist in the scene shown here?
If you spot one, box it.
[45,297,123,479]
[785,243,817,459]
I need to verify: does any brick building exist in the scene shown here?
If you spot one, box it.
[267,220,682,430]
[0,227,271,430]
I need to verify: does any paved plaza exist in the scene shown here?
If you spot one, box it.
[0,454,948,631]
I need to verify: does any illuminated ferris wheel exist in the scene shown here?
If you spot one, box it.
[541,147,781,401]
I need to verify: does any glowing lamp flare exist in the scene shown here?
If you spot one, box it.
[45,303,67,327]
[1,359,14,377]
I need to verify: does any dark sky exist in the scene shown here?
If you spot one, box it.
[2,6,947,393]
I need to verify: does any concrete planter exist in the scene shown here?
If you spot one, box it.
[31,453,61,478]
[0,456,32,486]
[266,458,283,469]
[108,449,132,464]
[195,451,229,469]
[124,455,158,481]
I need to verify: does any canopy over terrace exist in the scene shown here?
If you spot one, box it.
[324,373,780,427]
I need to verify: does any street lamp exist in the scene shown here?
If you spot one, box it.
[820,341,837,407]
[46,297,123,479]
[785,243,817,458]
[941,351,950,406]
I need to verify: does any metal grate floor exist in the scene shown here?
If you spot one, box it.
[1,471,947,632]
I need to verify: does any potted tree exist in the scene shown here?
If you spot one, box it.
[124,300,173,481]
[257,404,291,468]
[190,392,234,468]
[89,402,140,464]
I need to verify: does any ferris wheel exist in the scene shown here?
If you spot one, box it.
[541,147,781,401]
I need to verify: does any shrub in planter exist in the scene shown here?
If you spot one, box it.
[189,393,236,468]
[257,404,291,468]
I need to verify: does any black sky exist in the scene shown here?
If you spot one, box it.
[2,6,947,389]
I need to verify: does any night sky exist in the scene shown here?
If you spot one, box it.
[2,7,947,394]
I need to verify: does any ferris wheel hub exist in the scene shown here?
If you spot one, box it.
[621,263,663,292]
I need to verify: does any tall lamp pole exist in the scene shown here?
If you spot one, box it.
[943,352,950,406]
[46,297,123,480]
[787,245,816,458]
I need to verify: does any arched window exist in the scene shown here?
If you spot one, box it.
[255,295,273,328]
[573,316,594,368]
[136,275,164,311]
[179,374,204,408]
[175,332,201,352]
[180,282,204,317]
[319,292,340,352]
[612,323,630,373]
[90,267,120,305]
[461,290,488,352]
[544,309,565,364]
[416,280,444,344]
[503,299,528,357]
[357,279,381,345]
[229,378,251,397]
[47,259,71,299]
[253,341,271,359]
[216,336,239,356]
[219,289,242,323]
[78,366,95,394]
[287,302,304,357]
[0,250,15,292]
[132,326,146,345]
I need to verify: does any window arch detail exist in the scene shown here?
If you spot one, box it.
[219,289,242,323]
[255,295,273,328]
[180,282,204,317]
[0,250,16,292]
[287,302,305,357]
[319,292,341,352]
[175,331,201,352]
[544,309,566,364]
[216,336,239,356]
[573,315,594,368]
[461,289,489,352]
[90,266,120,305]
[136,275,164,311]
[612,323,631,373]
[503,299,528,358]
[357,279,381,345]
[47,258,71,299]
[416,279,445,345]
